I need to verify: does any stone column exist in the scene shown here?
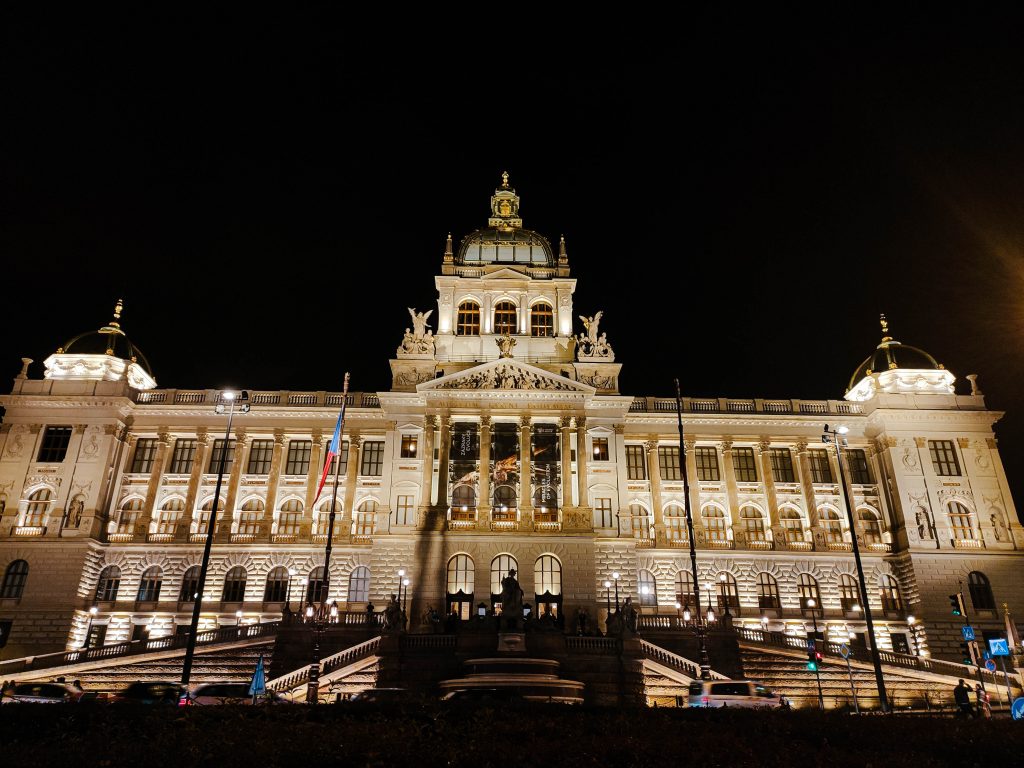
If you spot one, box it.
[301,429,323,539]
[435,418,451,511]
[478,416,491,527]
[683,437,702,534]
[217,431,249,542]
[720,440,743,536]
[645,439,664,531]
[419,417,437,516]
[519,417,534,529]
[340,433,363,540]
[575,416,590,513]
[139,430,171,539]
[262,430,286,541]
[865,443,893,533]
[559,416,573,511]
[795,441,819,528]
[519,292,529,334]
[758,439,781,529]
[179,429,210,542]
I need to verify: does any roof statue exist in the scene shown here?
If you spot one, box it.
[576,310,615,362]
[397,307,436,359]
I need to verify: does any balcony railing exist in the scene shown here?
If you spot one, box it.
[629,396,864,416]
[134,389,383,409]
[952,539,983,549]
[12,526,45,537]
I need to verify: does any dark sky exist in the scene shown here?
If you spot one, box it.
[3,12,1024,514]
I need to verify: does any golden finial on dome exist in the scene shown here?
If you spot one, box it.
[501,171,509,189]
[879,312,889,336]
[111,298,124,329]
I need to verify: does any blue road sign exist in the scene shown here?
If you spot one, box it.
[990,638,1011,657]
[1012,697,1024,721]
[962,625,976,641]
[985,659,997,672]
[839,643,851,659]
[984,651,993,660]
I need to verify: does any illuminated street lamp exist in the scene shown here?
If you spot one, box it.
[235,610,243,627]
[81,606,98,649]
[611,572,620,611]
[824,423,889,713]
[603,580,612,615]
[181,389,249,686]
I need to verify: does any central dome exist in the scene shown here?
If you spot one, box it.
[845,314,953,401]
[456,172,555,266]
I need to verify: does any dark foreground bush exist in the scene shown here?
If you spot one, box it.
[1,703,1021,768]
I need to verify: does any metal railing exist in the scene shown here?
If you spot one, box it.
[0,621,280,678]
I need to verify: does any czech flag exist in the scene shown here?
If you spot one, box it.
[314,407,344,505]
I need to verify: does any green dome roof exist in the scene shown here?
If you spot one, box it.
[57,299,154,377]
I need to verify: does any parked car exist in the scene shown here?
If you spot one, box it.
[180,682,291,705]
[687,679,787,709]
[112,681,184,704]
[1,681,86,704]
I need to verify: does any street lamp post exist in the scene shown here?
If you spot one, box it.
[806,598,825,710]
[611,572,620,611]
[397,568,405,610]
[181,389,249,686]
[674,378,711,680]
[82,606,98,649]
[402,578,410,620]
[235,610,243,626]
[824,423,889,713]
[603,580,611,617]
[287,568,297,613]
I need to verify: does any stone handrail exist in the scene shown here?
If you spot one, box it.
[401,634,457,651]
[267,635,382,692]
[133,390,381,409]
[629,397,863,416]
[0,621,280,677]
[565,636,620,654]
[639,639,728,680]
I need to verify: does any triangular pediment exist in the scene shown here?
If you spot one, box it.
[418,359,594,394]
[483,266,532,279]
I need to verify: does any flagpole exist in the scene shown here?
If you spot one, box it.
[307,372,349,704]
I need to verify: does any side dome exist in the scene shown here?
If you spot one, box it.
[845,314,953,401]
[455,172,555,266]
[43,300,157,389]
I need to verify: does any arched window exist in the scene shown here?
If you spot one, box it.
[968,571,995,610]
[154,498,184,535]
[1,560,29,599]
[818,508,844,543]
[741,506,766,542]
[264,566,290,603]
[195,497,223,535]
[447,554,474,619]
[798,573,822,612]
[638,569,657,607]
[949,502,976,541]
[179,565,201,603]
[278,499,303,537]
[490,554,518,598]
[136,566,163,602]
[839,574,860,611]
[757,573,780,610]
[353,500,377,537]
[859,509,883,544]
[95,565,121,602]
[702,506,728,541]
[675,570,696,608]
[629,504,652,540]
[116,498,144,535]
[716,573,739,613]
[348,566,370,603]
[452,485,477,513]
[535,556,562,597]
[530,303,554,337]
[493,484,516,511]
[237,498,263,536]
[306,566,326,604]
[313,500,341,536]
[493,300,518,335]
[879,575,903,613]
[664,503,687,541]
[222,566,248,602]
[456,301,480,336]
[780,508,804,543]
[23,488,52,527]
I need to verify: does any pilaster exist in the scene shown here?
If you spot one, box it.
[575,416,590,514]
[262,430,286,541]
[477,416,491,528]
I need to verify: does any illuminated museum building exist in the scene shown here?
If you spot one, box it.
[0,175,1021,664]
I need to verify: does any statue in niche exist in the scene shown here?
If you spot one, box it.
[991,512,1008,542]
[499,568,524,632]
[68,497,85,528]
[915,506,934,540]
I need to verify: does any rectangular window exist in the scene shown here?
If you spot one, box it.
[285,440,311,475]
[593,497,613,528]
[732,448,758,482]
[695,447,720,482]
[847,449,872,484]
[208,439,236,474]
[394,495,415,526]
[658,446,681,480]
[246,440,274,474]
[592,437,610,462]
[37,426,72,463]
[769,448,796,483]
[130,438,158,473]
[325,440,350,475]
[808,449,834,484]
[360,442,385,476]
[625,445,647,480]
[400,434,418,458]
[929,440,961,476]
[170,439,197,474]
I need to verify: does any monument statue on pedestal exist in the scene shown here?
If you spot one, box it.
[499,568,524,632]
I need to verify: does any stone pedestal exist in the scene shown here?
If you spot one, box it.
[498,632,526,654]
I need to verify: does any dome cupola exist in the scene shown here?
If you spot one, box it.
[456,172,555,266]
[845,314,953,401]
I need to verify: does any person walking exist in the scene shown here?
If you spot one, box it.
[953,679,974,718]
[975,684,992,719]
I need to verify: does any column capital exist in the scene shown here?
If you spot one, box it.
[73,424,88,434]
[479,415,491,429]
[311,428,323,442]
[424,415,439,429]
[913,436,927,448]
[757,438,772,455]
[794,440,809,454]
[644,439,659,453]
[720,439,733,453]
[559,416,572,429]
[273,429,287,445]
[683,437,696,451]
[520,416,531,429]
[574,416,587,430]
[613,424,626,435]
[195,428,210,444]
[234,430,250,446]
[349,432,364,448]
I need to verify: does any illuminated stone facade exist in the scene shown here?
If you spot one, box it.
[1,176,1021,668]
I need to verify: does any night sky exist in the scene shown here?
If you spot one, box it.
[3,13,1024,516]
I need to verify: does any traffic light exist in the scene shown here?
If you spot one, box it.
[958,640,981,665]
[958,641,971,664]
[806,641,823,671]
[949,593,965,617]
